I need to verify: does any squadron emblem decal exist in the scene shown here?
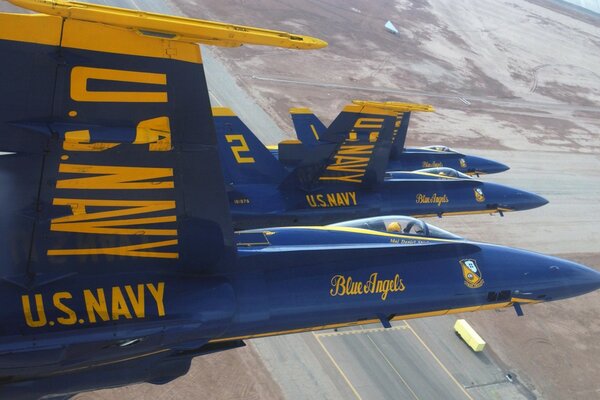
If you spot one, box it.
[474,188,485,203]
[460,259,484,288]
[459,158,467,168]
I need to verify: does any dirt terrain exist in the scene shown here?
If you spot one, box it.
[75,344,284,400]
[177,1,600,399]
[188,0,600,152]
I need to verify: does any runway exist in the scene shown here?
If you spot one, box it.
[251,319,534,400]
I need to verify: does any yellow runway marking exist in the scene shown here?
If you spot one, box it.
[361,326,420,400]
[313,332,363,400]
[404,321,474,400]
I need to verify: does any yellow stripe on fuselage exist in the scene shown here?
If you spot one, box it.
[208,302,515,343]
[259,225,457,243]
[413,207,513,218]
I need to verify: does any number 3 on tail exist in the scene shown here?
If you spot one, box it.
[225,134,255,164]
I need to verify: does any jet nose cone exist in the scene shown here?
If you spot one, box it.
[550,260,600,299]
[519,191,549,210]
[464,155,510,175]
[483,183,549,212]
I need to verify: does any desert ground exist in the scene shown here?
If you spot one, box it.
[182,1,600,399]
[2,0,597,399]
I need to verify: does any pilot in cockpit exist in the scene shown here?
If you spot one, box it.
[386,221,402,233]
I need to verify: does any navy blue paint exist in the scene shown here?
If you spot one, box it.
[287,109,509,175]
[216,112,545,230]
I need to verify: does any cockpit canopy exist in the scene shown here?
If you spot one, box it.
[422,145,457,153]
[329,216,462,240]
[418,167,472,179]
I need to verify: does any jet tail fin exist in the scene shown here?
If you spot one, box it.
[0,1,326,279]
[213,107,287,185]
[284,101,410,190]
[289,107,327,146]
[391,112,411,158]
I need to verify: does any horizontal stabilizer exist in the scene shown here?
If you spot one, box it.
[8,0,327,49]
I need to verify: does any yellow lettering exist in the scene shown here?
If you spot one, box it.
[125,284,145,318]
[348,192,357,205]
[354,118,384,129]
[319,174,364,183]
[225,134,255,164]
[330,275,346,296]
[317,194,327,207]
[56,164,174,190]
[50,199,177,236]
[84,288,109,323]
[21,294,47,328]
[147,282,166,317]
[306,195,317,208]
[63,130,119,152]
[48,239,179,259]
[326,193,337,206]
[310,124,319,140]
[338,145,374,155]
[112,286,133,320]
[71,67,167,103]
[53,292,77,325]
[327,156,369,173]
[134,116,172,152]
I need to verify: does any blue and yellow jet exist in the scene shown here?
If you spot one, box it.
[273,104,509,175]
[215,106,546,230]
[0,1,597,399]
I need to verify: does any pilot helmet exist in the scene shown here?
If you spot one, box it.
[386,221,402,233]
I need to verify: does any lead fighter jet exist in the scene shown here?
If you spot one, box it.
[0,1,597,399]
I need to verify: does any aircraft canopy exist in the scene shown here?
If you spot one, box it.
[422,145,457,153]
[418,167,472,179]
[329,216,462,240]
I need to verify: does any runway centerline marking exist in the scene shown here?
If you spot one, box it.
[360,326,421,400]
[404,321,474,400]
[313,332,363,400]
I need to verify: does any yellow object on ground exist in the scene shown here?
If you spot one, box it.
[454,319,486,352]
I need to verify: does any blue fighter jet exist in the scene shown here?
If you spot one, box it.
[273,104,509,175]
[0,1,597,399]
[215,106,547,229]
